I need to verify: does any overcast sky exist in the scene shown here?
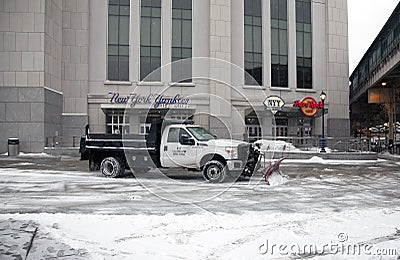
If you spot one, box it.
[347,0,399,73]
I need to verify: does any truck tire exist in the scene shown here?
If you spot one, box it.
[100,157,125,178]
[203,160,227,183]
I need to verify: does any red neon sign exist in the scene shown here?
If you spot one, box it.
[293,96,323,117]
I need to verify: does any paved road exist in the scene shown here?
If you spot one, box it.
[0,156,399,216]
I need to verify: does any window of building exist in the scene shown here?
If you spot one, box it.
[106,113,130,134]
[296,0,312,89]
[271,0,288,87]
[108,0,130,81]
[246,125,262,140]
[245,109,262,141]
[275,117,288,137]
[140,0,162,81]
[244,0,262,86]
[172,0,192,82]
[276,127,288,137]
[139,123,151,135]
[295,118,312,146]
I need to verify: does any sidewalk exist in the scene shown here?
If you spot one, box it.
[0,218,88,259]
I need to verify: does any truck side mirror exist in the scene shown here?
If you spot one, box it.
[180,135,195,146]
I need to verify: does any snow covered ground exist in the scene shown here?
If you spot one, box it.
[283,156,386,165]
[0,157,399,259]
[2,151,57,157]
[3,209,400,259]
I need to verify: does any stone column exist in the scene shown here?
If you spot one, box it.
[209,0,233,138]
[326,0,350,137]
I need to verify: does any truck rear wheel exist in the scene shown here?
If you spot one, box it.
[100,157,125,178]
[203,160,227,183]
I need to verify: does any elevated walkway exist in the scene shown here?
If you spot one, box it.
[350,2,400,104]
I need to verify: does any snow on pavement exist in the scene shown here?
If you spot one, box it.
[1,157,399,259]
[2,208,400,259]
[284,157,386,165]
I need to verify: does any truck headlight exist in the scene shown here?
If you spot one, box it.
[225,147,238,159]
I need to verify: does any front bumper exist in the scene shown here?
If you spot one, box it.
[226,160,244,171]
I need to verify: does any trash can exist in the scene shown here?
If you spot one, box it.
[8,138,19,156]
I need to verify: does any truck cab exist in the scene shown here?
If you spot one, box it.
[160,124,248,172]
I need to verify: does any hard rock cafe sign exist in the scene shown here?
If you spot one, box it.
[293,96,323,117]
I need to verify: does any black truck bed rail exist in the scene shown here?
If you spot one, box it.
[80,132,161,170]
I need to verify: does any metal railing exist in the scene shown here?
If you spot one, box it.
[46,136,81,148]
[263,136,376,153]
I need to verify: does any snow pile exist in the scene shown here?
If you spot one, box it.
[306,146,334,153]
[308,156,325,162]
[2,152,56,157]
[284,156,384,165]
[19,152,53,157]
[254,139,300,152]
[8,162,35,166]
[267,171,288,186]
[19,152,55,158]
[380,152,400,163]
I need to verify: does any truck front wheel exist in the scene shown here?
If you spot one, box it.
[100,157,125,178]
[203,160,227,183]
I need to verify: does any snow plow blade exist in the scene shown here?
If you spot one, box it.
[263,157,286,185]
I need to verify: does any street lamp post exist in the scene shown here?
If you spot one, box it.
[320,91,327,153]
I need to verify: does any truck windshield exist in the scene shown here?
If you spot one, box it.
[187,127,215,141]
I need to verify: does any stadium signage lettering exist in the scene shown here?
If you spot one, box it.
[108,92,190,108]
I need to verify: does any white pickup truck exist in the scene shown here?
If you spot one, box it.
[80,119,261,182]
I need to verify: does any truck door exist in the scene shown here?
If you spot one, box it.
[161,127,197,168]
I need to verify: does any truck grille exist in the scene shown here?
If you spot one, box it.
[238,143,250,161]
